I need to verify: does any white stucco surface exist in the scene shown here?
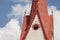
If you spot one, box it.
[26,14,45,40]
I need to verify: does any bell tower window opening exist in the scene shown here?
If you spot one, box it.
[32,24,40,30]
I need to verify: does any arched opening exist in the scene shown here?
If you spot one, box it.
[32,24,40,30]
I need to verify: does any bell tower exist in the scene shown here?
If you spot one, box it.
[20,0,53,40]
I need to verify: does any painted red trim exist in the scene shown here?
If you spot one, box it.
[20,0,53,40]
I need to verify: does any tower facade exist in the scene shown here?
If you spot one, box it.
[20,0,53,40]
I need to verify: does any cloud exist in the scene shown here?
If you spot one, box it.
[8,4,31,18]
[8,4,32,27]
[0,19,21,40]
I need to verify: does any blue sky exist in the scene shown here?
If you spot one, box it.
[48,0,60,10]
[0,0,60,28]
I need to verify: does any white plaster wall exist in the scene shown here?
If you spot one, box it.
[54,10,60,40]
[26,14,45,40]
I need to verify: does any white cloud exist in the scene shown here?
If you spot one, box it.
[2,4,32,40]
[8,4,31,18]
[0,19,21,40]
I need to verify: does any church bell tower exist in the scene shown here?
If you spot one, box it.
[20,0,53,40]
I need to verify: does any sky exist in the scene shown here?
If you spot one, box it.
[0,0,60,40]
